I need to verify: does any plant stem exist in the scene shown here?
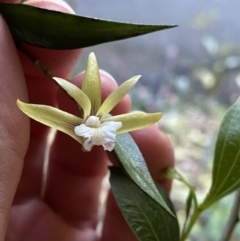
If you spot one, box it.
[16,41,54,78]
[183,181,198,208]
[180,208,202,241]
[16,42,83,106]
[218,190,240,241]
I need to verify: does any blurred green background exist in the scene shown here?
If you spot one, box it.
[65,1,240,240]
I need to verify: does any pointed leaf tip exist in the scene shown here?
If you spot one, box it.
[114,132,175,217]
[202,97,240,208]
[0,3,177,49]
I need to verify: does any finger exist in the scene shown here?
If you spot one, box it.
[0,15,29,237]
[101,126,174,241]
[131,125,174,192]
[14,0,82,201]
[44,71,131,229]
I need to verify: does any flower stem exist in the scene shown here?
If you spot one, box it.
[180,207,202,241]
[15,41,54,78]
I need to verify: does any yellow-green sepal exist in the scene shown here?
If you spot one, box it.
[53,77,91,119]
[97,75,141,119]
[17,100,84,144]
[82,52,101,115]
[105,111,163,133]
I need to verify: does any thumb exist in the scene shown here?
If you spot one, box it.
[0,15,29,238]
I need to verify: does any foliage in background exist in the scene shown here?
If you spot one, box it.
[130,33,240,240]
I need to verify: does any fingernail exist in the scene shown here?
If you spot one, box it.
[24,0,75,14]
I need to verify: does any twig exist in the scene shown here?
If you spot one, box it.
[15,41,54,78]
[219,190,240,241]
[16,41,83,112]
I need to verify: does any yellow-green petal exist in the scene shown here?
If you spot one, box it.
[17,100,84,144]
[97,75,141,119]
[82,52,101,115]
[53,77,91,119]
[104,111,162,133]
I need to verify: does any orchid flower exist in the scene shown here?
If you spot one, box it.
[17,53,162,151]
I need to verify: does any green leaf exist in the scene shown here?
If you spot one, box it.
[202,98,240,208]
[110,166,180,241]
[0,3,176,49]
[182,190,193,234]
[113,133,175,217]
[185,191,193,222]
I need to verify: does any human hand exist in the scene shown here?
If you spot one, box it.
[0,0,174,240]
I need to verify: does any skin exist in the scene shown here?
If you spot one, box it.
[0,0,174,240]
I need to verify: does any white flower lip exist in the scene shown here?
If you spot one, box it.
[17,52,163,152]
[74,116,122,151]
